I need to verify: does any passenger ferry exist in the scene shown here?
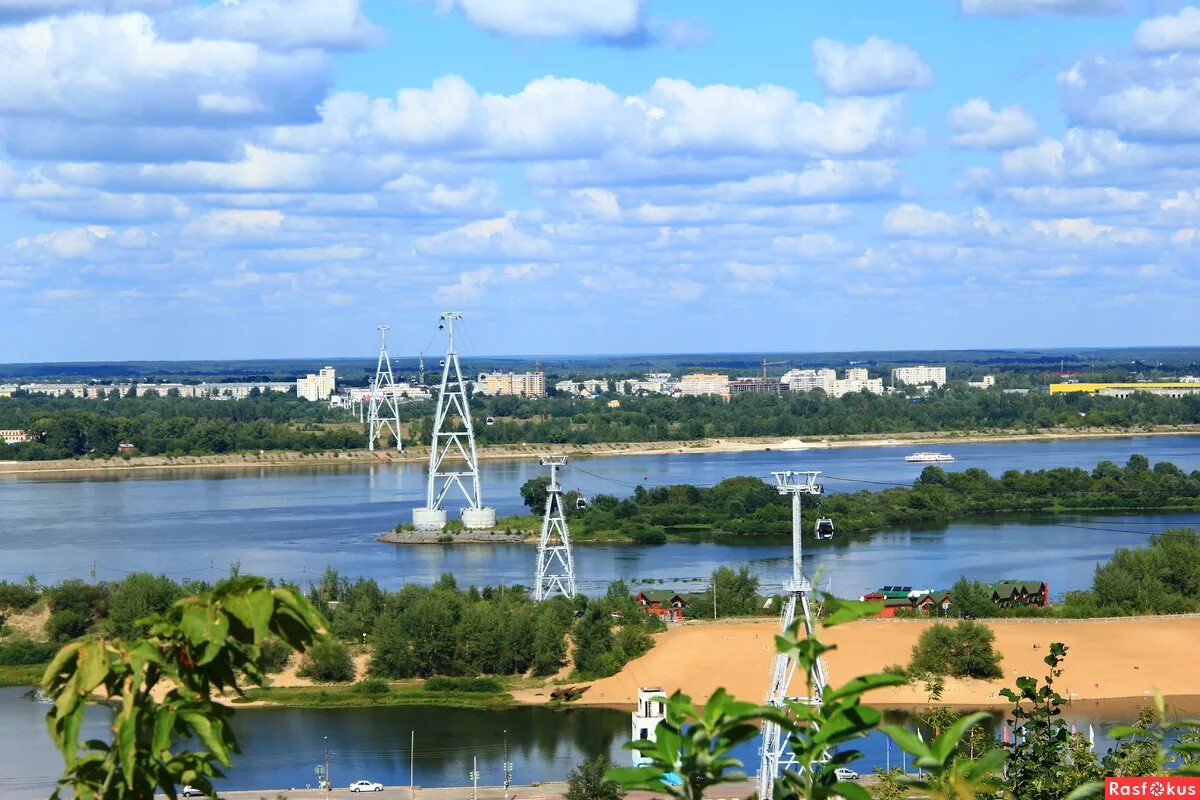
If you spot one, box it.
[904,451,955,463]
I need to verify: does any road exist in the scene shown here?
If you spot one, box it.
[173,779,764,800]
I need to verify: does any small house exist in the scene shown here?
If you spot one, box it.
[117,441,136,454]
[991,580,1048,608]
[635,590,688,622]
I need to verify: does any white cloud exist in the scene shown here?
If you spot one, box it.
[436,268,492,302]
[960,0,1126,15]
[429,0,639,38]
[811,37,931,96]
[169,0,384,51]
[947,98,1038,148]
[1134,6,1200,53]
[276,76,915,162]
[882,204,1001,239]
[0,13,326,125]
[1059,55,1200,141]
[415,214,552,259]
[999,138,1064,181]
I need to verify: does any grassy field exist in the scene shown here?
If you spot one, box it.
[0,663,47,687]
[238,681,516,710]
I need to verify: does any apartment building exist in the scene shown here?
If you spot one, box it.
[891,365,947,387]
[297,366,337,401]
[474,371,546,398]
[678,373,730,398]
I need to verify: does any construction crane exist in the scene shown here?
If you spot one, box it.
[761,359,787,382]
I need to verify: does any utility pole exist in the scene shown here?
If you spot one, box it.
[324,735,331,793]
[503,730,513,800]
[712,578,717,619]
[470,756,479,800]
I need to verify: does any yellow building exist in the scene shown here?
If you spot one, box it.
[1050,382,1200,398]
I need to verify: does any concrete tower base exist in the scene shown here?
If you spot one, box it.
[461,507,497,530]
[412,507,448,531]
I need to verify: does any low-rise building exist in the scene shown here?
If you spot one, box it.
[891,365,947,387]
[968,375,996,390]
[1050,382,1200,398]
[992,579,1048,608]
[635,590,688,623]
[0,429,31,445]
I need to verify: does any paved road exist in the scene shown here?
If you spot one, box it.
[173,779,764,800]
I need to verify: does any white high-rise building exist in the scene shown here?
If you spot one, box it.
[891,365,946,388]
[783,368,882,398]
[678,373,730,398]
[297,366,336,401]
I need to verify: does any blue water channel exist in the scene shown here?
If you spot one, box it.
[0,435,1196,596]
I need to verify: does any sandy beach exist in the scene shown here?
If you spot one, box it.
[1,426,1197,477]
[536,616,1200,711]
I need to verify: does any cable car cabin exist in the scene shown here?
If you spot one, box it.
[575,496,588,510]
[485,416,495,425]
[814,518,835,540]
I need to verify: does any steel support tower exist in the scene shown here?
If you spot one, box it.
[367,324,403,452]
[534,456,576,600]
[757,470,828,799]
[412,312,495,530]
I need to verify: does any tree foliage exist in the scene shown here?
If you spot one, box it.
[41,576,326,800]
[909,621,1004,680]
[565,755,625,800]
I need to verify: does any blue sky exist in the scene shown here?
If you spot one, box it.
[0,0,1198,361]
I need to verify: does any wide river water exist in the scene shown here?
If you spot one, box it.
[1,435,1197,597]
[2,435,1199,797]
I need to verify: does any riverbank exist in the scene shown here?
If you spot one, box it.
[2,425,1198,476]
[542,616,1200,711]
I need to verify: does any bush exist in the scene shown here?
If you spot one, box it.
[259,636,292,674]
[0,580,39,612]
[350,678,390,694]
[107,573,185,640]
[296,639,354,683]
[0,639,58,666]
[909,621,1004,679]
[424,676,503,693]
[45,580,109,642]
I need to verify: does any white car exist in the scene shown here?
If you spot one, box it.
[180,788,204,798]
[350,780,384,792]
[834,768,860,781]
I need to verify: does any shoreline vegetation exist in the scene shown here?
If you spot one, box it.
[382,455,1200,547]
[3,423,1200,476]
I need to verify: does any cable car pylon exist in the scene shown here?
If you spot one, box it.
[534,455,576,600]
[758,470,829,799]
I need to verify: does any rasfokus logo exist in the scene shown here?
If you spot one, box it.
[1106,778,1200,798]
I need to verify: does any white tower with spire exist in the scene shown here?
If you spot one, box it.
[412,312,495,531]
[758,470,829,798]
[534,455,576,600]
[367,324,403,452]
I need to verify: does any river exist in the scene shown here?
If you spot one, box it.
[3,686,1190,799]
[0,435,1196,596]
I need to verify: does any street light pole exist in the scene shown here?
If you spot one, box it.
[324,735,331,793]
[470,756,479,800]
[410,729,415,800]
[503,730,513,800]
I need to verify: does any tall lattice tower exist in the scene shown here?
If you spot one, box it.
[412,312,495,531]
[758,470,829,798]
[534,456,576,600]
[367,324,403,452]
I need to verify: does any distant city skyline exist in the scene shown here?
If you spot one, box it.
[1,0,1198,360]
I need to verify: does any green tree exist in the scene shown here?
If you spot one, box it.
[107,573,185,640]
[297,638,354,683]
[42,576,325,800]
[909,621,1003,679]
[565,755,625,800]
[947,577,995,619]
[520,476,552,513]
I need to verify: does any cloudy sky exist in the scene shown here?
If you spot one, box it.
[1,0,1198,361]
